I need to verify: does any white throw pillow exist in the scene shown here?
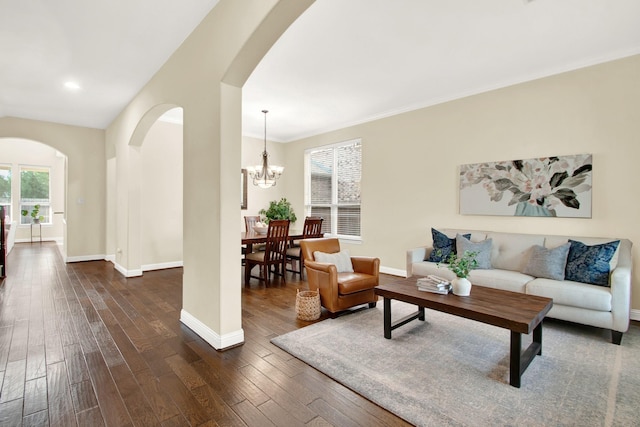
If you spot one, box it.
[313,250,354,273]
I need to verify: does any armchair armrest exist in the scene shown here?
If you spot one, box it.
[304,260,339,310]
[351,256,380,276]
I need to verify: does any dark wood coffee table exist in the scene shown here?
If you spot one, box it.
[374,276,553,388]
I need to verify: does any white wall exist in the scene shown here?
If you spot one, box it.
[0,138,65,244]
[282,54,640,312]
[141,118,184,270]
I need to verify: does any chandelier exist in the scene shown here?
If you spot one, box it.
[247,110,283,188]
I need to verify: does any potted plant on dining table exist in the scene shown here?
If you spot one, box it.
[259,198,297,224]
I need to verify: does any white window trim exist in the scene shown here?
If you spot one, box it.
[304,138,362,241]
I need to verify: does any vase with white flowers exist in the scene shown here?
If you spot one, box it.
[437,250,478,296]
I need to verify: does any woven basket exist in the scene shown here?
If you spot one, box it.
[295,289,321,321]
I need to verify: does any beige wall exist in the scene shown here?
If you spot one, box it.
[141,119,184,269]
[0,138,65,243]
[105,0,314,348]
[0,117,105,260]
[282,54,640,313]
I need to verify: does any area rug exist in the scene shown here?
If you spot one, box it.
[271,301,639,426]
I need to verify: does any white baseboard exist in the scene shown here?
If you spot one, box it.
[15,237,58,244]
[114,262,142,278]
[142,261,183,272]
[180,309,244,350]
[66,254,106,263]
[380,266,406,277]
[631,309,640,322]
[105,254,115,263]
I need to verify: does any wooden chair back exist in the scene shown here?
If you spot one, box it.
[244,215,261,232]
[264,219,290,262]
[302,217,324,239]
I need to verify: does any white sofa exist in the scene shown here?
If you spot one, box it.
[407,228,633,344]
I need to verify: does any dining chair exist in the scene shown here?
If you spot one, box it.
[244,215,260,231]
[286,216,324,279]
[242,215,263,266]
[244,219,290,286]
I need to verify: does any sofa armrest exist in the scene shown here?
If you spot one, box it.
[351,257,380,277]
[610,239,633,333]
[406,246,430,277]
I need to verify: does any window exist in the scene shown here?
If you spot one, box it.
[305,139,361,239]
[0,165,10,220]
[20,166,51,225]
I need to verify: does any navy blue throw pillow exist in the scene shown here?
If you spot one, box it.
[565,239,620,286]
[427,228,471,263]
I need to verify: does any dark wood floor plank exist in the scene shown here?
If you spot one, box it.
[7,319,28,363]
[63,343,90,385]
[0,398,24,426]
[23,376,48,415]
[22,409,49,427]
[89,321,125,367]
[190,383,248,426]
[239,364,317,424]
[69,380,99,413]
[0,243,425,426]
[135,369,182,423]
[25,342,46,382]
[46,361,76,427]
[307,398,361,427]
[76,407,106,427]
[165,353,208,390]
[232,399,277,427]
[110,363,161,426]
[0,326,12,370]
[0,359,25,404]
[84,351,133,427]
[158,371,211,426]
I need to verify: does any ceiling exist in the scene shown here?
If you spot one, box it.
[2,1,640,143]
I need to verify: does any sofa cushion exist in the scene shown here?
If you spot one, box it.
[314,250,354,273]
[411,261,457,281]
[456,234,492,269]
[468,269,533,293]
[426,228,470,263]
[337,272,377,295]
[487,232,545,272]
[522,243,571,280]
[565,240,620,286]
[527,278,612,312]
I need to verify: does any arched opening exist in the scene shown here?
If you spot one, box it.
[0,137,67,254]
[140,108,184,271]
[111,104,183,277]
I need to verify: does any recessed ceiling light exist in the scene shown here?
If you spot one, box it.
[64,81,81,90]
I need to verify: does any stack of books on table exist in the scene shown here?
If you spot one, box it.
[416,275,452,294]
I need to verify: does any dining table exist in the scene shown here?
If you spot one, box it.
[241,229,305,253]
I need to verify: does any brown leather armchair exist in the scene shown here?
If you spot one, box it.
[300,238,379,314]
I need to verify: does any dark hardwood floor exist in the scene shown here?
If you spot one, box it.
[0,242,410,426]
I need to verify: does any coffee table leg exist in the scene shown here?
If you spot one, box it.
[510,323,544,388]
[534,322,542,355]
[418,306,425,321]
[383,297,392,339]
[510,331,522,388]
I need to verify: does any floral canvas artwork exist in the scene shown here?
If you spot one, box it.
[459,154,592,218]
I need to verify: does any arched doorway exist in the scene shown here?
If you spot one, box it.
[0,138,67,254]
